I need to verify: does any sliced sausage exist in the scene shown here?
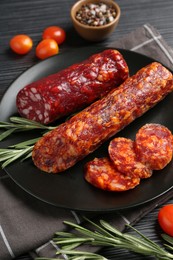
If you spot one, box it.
[84,157,140,191]
[32,62,173,173]
[16,49,129,124]
[134,123,173,170]
[108,137,152,178]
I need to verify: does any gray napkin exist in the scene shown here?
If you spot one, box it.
[109,23,173,70]
[0,23,173,260]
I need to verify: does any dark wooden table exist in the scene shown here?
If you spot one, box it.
[1,0,173,259]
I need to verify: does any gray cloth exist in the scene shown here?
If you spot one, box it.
[0,23,173,260]
[108,23,173,70]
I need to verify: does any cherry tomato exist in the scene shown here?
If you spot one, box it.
[42,26,66,45]
[10,34,33,55]
[158,204,173,236]
[36,39,59,60]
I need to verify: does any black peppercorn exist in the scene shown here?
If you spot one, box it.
[75,2,117,26]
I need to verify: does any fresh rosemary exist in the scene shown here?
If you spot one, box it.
[36,218,173,260]
[0,137,40,168]
[0,116,55,141]
[0,116,56,168]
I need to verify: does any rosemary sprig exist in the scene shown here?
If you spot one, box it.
[0,116,57,167]
[162,234,173,251]
[0,137,40,168]
[36,218,173,260]
[0,116,55,141]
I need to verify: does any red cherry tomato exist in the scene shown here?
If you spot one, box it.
[10,34,33,55]
[158,204,173,236]
[42,26,66,45]
[36,39,59,60]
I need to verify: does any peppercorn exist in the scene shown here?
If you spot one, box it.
[75,2,117,27]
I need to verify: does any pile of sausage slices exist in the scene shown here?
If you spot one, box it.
[85,123,173,192]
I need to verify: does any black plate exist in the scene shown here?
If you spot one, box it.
[1,46,173,212]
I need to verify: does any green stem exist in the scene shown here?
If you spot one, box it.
[0,116,55,141]
[54,219,173,260]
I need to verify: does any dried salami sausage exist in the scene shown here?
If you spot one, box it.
[32,62,173,173]
[108,137,152,178]
[84,157,140,191]
[16,49,129,124]
[134,123,173,170]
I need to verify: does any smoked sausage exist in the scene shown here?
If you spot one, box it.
[16,49,129,124]
[32,62,173,173]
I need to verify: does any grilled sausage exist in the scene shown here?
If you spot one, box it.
[32,62,173,173]
[16,49,129,124]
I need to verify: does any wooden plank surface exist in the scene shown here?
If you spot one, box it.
[0,0,173,259]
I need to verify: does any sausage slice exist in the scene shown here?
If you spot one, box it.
[135,123,173,170]
[108,137,152,178]
[85,157,140,191]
